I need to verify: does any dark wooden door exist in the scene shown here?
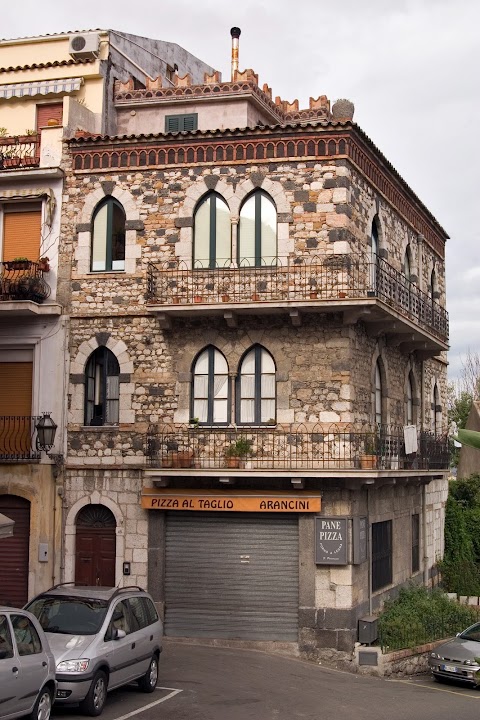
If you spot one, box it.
[75,505,116,587]
[0,495,30,607]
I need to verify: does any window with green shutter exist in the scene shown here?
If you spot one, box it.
[165,114,198,133]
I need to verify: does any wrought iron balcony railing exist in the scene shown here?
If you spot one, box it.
[145,423,450,472]
[0,135,40,170]
[146,253,448,341]
[0,416,42,461]
[0,261,51,303]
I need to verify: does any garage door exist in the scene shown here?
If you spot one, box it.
[165,513,298,641]
[0,495,30,607]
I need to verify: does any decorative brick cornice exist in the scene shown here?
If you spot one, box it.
[69,122,447,258]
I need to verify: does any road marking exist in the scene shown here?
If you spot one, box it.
[113,687,183,720]
[391,679,480,698]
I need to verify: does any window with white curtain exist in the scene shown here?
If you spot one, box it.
[91,197,126,271]
[238,191,277,267]
[374,360,383,426]
[192,347,229,424]
[237,346,276,425]
[193,192,231,269]
[85,347,120,425]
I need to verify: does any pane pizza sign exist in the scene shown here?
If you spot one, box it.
[315,517,348,565]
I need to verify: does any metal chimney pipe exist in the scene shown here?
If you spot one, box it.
[230,27,241,81]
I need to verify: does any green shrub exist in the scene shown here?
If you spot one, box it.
[378,585,479,651]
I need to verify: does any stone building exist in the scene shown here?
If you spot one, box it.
[58,30,450,656]
[0,28,213,605]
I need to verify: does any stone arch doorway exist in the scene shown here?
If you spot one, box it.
[75,504,116,587]
[0,495,30,606]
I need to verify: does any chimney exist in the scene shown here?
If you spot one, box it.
[230,27,241,81]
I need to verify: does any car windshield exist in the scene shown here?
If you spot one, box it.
[459,623,480,642]
[26,595,109,635]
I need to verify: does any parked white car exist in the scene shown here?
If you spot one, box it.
[0,608,56,720]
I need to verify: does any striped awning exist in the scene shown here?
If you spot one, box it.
[0,188,56,226]
[0,77,83,100]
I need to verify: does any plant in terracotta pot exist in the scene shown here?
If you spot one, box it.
[8,257,31,271]
[360,433,378,469]
[38,257,50,272]
[224,437,254,468]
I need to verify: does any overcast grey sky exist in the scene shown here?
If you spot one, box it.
[2,0,479,381]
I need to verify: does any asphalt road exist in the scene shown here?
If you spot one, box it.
[53,640,480,720]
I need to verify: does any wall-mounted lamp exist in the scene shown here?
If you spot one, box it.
[35,412,63,468]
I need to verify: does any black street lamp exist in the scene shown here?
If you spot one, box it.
[35,412,58,452]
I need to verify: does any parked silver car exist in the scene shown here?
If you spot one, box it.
[429,621,480,686]
[0,607,56,720]
[25,585,163,716]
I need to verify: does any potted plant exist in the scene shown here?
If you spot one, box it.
[38,257,50,272]
[8,257,31,271]
[224,437,254,469]
[360,434,378,469]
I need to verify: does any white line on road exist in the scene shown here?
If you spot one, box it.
[391,679,480,699]
[112,687,183,720]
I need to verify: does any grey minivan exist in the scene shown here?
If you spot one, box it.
[0,607,56,720]
[25,585,163,716]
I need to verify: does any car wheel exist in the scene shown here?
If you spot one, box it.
[28,686,53,720]
[433,674,446,684]
[80,670,108,716]
[138,654,158,693]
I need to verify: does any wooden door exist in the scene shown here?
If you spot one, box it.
[75,505,116,587]
[0,496,30,607]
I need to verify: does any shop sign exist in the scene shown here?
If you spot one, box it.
[353,516,368,564]
[141,492,321,513]
[315,516,348,565]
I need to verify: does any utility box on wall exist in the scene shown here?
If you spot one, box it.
[358,615,378,644]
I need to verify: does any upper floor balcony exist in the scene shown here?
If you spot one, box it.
[0,135,40,170]
[146,253,448,353]
[0,416,42,462]
[144,422,449,486]
[0,260,60,316]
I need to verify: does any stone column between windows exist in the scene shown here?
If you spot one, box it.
[231,216,239,267]
[229,372,237,424]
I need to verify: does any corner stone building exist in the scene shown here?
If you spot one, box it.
[59,65,449,658]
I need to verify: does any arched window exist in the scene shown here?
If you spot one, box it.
[370,218,380,290]
[430,268,437,303]
[238,191,277,267]
[91,197,126,272]
[404,248,411,282]
[433,383,442,435]
[85,347,120,425]
[237,346,276,424]
[405,371,414,425]
[192,347,229,424]
[374,359,383,426]
[193,192,231,269]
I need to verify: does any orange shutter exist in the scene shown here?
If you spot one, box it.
[0,362,33,415]
[36,103,63,133]
[3,209,42,261]
[0,362,33,454]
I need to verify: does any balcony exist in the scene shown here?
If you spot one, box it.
[0,416,42,462]
[146,253,448,351]
[145,423,449,484]
[0,136,40,170]
[0,260,57,315]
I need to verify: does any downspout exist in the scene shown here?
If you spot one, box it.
[367,485,372,615]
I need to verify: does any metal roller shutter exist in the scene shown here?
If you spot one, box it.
[3,207,42,262]
[165,513,299,641]
[0,495,30,607]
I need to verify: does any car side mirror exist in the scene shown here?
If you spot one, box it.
[114,628,126,640]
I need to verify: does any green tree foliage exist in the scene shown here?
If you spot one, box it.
[441,475,480,595]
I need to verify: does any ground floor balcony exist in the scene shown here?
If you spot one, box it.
[0,416,41,461]
[146,254,448,354]
[145,423,449,486]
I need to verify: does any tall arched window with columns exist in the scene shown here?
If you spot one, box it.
[193,192,231,269]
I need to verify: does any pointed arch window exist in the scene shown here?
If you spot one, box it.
[370,218,380,290]
[193,192,231,269]
[374,360,383,426]
[85,347,120,426]
[91,197,126,272]
[238,191,277,267]
[237,346,276,424]
[433,383,442,435]
[404,248,411,282]
[192,346,229,424]
[430,268,437,303]
[405,372,414,425]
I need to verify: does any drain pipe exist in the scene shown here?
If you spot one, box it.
[367,485,372,615]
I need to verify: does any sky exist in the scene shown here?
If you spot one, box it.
[2,0,479,381]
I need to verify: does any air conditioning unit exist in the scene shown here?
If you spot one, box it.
[68,33,100,60]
